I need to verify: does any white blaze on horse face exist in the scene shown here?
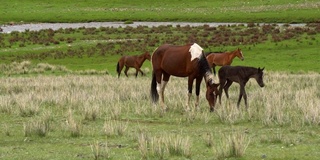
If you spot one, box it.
[205,71,214,83]
[189,43,203,61]
[240,51,244,59]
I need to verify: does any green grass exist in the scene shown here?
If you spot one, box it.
[0,74,319,159]
[1,24,319,76]
[233,39,320,73]
[0,1,320,159]
[1,0,320,24]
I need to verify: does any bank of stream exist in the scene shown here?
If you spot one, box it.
[0,21,306,33]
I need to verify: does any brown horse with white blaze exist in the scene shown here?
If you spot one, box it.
[151,43,220,112]
[117,52,151,78]
[206,48,244,75]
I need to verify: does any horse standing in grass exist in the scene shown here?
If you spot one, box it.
[218,66,265,109]
[151,43,220,112]
[117,52,151,78]
[206,48,244,75]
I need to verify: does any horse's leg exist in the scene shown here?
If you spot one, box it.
[155,73,165,111]
[237,84,245,108]
[218,78,226,104]
[155,72,162,105]
[135,68,139,77]
[186,77,194,111]
[243,86,248,109]
[136,67,144,77]
[160,74,170,111]
[213,66,216,76]
[159,81,168,111]
[195,76,203,110]
[156,73,169,111]
[124,66,129,77]
[224,79,233,99]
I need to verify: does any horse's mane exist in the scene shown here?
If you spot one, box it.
[138,52,147,57]
[198,52,213,76]
[205,51,225,56]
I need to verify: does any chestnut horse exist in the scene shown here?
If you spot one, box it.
[218,66,265,109]
[117,52,151,78]
[206,48,244,75]
[151,43,220,112]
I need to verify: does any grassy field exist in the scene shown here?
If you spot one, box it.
[1,0,320,24]
[0,1,320,159]
[1,23,320,75]
[0,73,319,159]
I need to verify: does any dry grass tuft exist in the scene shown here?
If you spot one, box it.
[66,109,81,137]
[90,141,111,160]
[103,120,128,137]
[212,131,250,159]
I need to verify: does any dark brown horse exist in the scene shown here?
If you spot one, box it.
[218,66,265,109]
[206,48,244,75]
[117,52,151,78]
[151,43,220,112]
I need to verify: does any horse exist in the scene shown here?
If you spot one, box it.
[116,52,151,78]
[151,43,220,112]
[218,66,265,109]
[206,48,244,75]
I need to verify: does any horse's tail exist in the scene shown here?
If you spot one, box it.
[150,71,159,103]
[116,62,120,78]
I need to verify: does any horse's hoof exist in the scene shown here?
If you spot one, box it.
[184,107,191,112]
[161,106,169,112]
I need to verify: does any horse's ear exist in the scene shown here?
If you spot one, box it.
[207,79,213,86]
[207,81,219,88]
[258,67,265,72]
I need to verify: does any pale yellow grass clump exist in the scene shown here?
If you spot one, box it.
[0,72,319,159]
[0,61,71,75]
[90,141,111,160]
[216,71,320,126]
[0,72,319,127]
[212,131,250,159]
[137,132,192,159]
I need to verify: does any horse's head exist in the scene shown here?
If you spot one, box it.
[145,52,151,61]
[255,67,265,87]
[236,48,244,61]
[206,80,220,112]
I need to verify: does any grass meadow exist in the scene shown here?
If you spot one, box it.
[0,71,319,159]
[1,23,320,74]
[1,0,320,159]
[1,0,320,24]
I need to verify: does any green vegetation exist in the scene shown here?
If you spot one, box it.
[0,1,320,159]
[0,73,319,159]
[1,23,320,75]
[1,0,320,24]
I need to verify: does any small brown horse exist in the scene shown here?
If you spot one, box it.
[206,48,244,75]
[218,66,265,109]
[151,43,220,112]
[117,52,151,78]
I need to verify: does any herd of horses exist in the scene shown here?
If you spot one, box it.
[116,43,265,112]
